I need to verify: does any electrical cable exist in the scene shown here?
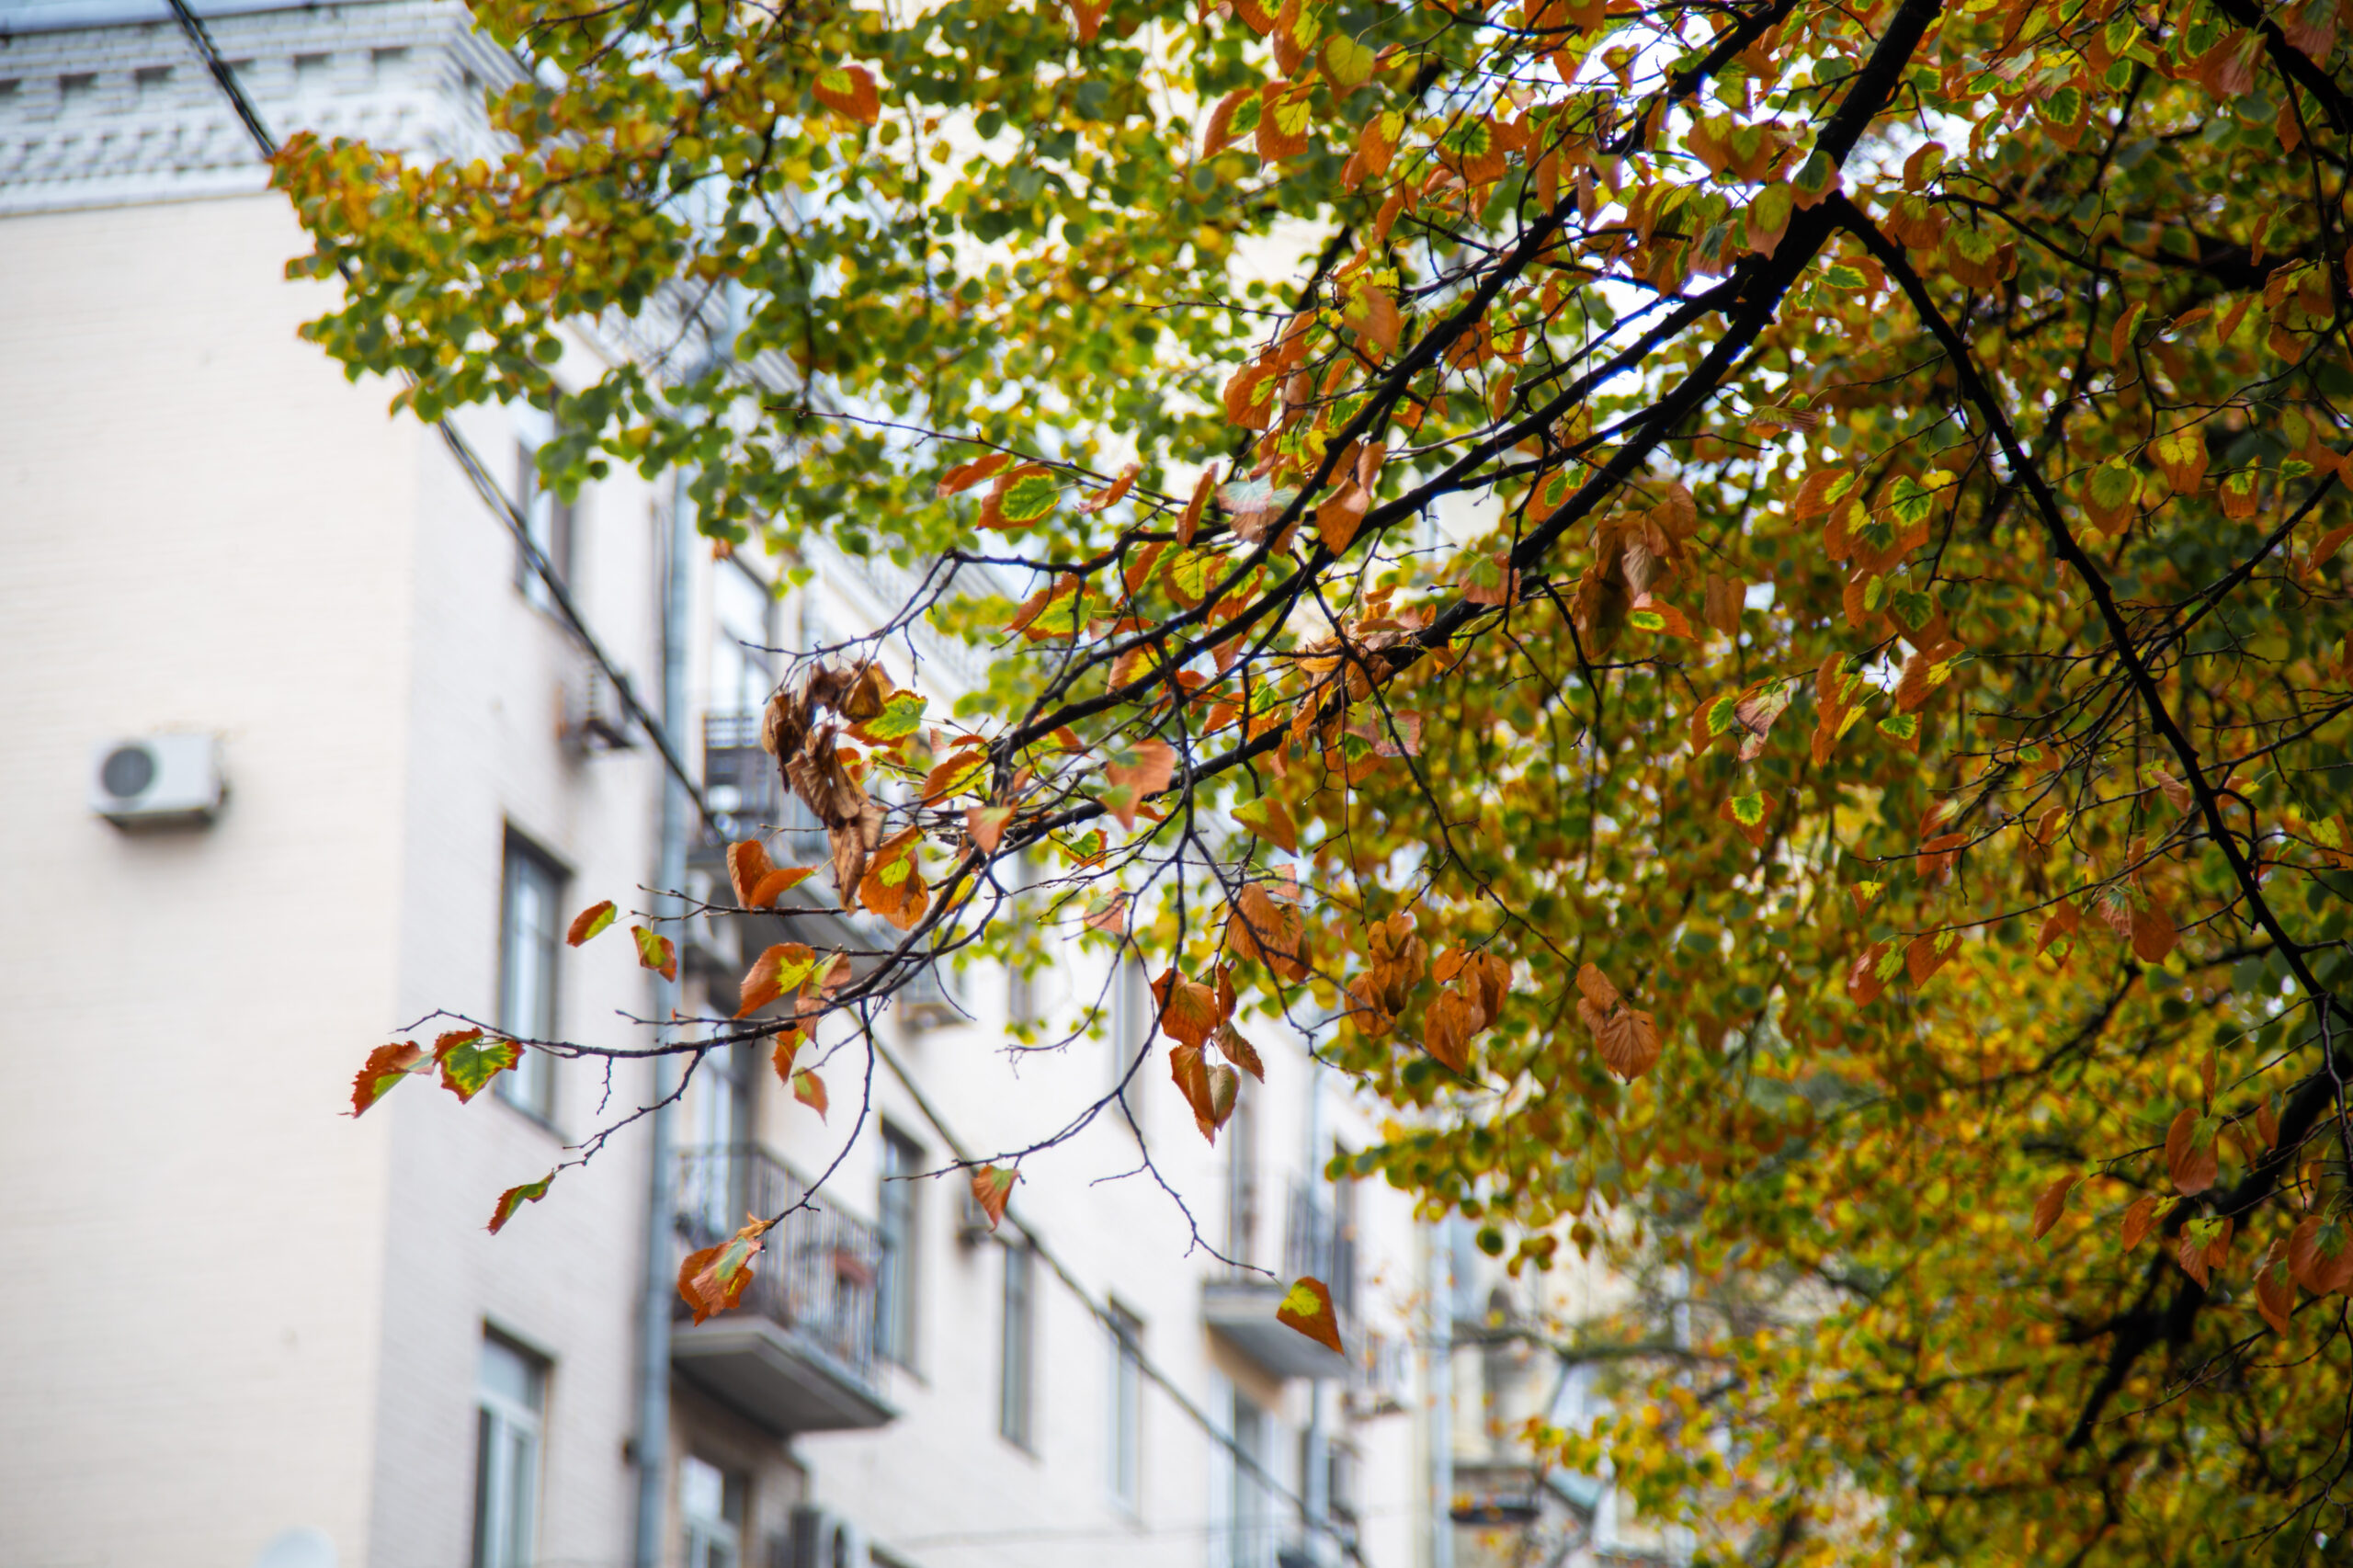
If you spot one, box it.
[163,0,717,832]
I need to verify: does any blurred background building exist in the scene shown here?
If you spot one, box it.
[0,4,1679,1565]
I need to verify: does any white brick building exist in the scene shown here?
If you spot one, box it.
[0,6,1512,1568]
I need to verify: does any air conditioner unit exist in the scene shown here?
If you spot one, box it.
[789,1506,867,1568]
[90,734,224,828]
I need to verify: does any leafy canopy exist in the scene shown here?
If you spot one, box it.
[284,0,2353,1557]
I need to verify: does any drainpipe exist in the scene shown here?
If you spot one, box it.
[1427,1219,1455,1568]
[1302,1058,1329,1560]
[633,466,694,1568]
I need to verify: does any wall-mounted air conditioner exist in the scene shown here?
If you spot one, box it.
[90,734,224,828]
[788,1506,868,1568]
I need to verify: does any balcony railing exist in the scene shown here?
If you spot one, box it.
[1282,1181,1358,1325]
[698,711,829,866]
[1203,1179,1362,1381]
[674,1143,881,1391]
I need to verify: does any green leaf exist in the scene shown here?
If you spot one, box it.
[861,690,929,740]
[436,1029,521,1103]
[488,1171,556,1233]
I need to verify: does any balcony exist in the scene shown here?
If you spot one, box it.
[697,710,831,869]
[670,1144,895,1434]
[1202,1182,1360,1381]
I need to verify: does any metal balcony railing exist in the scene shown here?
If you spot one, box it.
[1282,1181,1359,1325]
[698,711,829,866]
[674,1143,881,1384]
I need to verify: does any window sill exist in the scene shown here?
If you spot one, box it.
[493,1093,567,1142]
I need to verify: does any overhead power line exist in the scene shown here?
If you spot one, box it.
[162,0,716,832]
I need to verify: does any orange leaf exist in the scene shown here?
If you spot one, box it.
[2130,900,2177,964]
[811,62,881,126]
[970,1164,1019,1229]
[1106,738,1177,796]
[750,865,817,907]
[350,1040,426,1117]
[2165,1108,2218,1196]
[1211,1020,1266,1082]
[1277,1276,1346,1356]
[1847,942,1891,1006]
[2120,1193,2159,1250]
[2030,1173,2076,1240]
[1574,963,1658,1081]
[938,450,1015,497]
[488,1172,555,1234]
[2290,1214,2353,1293]
[1077,461,1141,513]
[1233,794,1299,854]
[632,925,677,983]
[727,840,776,906]
[565,900,617,947]
[2256,1243,2297,1335]
[739,941,817,1018]
[677,1215,773,1324]
[769,1026,804,1085]
[1152,967,1222,1049]
[793,1069,829,1120]
[1904,931,1957,987]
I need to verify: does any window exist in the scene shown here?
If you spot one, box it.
[1224,1390,1271,1568]
[1108,959,1147,1096]
[1224,1092,1258,1268]
[1109,1304,1143,1510]
[875,1126,920,1366]
[709,563,777,721]
[999,1240,1035,1449]
[679,1454,745,1568]
[496,833,563,1120]
[515,434,575,610]
[471,1334,545,1568]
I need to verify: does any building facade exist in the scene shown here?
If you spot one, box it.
[0,6,1525,1567]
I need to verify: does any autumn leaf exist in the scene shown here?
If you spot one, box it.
[678,1214,773,1324]
[2256,1243,2297,1335]
[739,941,819,1018]
[1151,967,1222,1049]
[2120,1193,2160,1251]
[2165,1108,2219,1196]
[1277,1276,1346,1356]
[2130,900,2177,964]
[970,1164,1018,1229]
[2030,1173,2076,1241]
[488,1171,555,1234]
[350,1040,426,1117]
[1233,794,1299,854]
[1211,1020,1266,1082]
[793,1070,828,1120]
[1576,963,1659,1081]
[565,900,617,946]
[937,451,1014,496]
[811,62,881,126]
[632,925,677,983]
[436,1028,520,1103]
[2290,1214,2353,1294]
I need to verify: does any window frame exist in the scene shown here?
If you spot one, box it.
[678,1452,746,1568]
[494,829,565,1123]
[1108,1301,1143,1511]
[471,1332,547,1568]
[998,1239,1036,1451]
[874,1124,921,1368]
